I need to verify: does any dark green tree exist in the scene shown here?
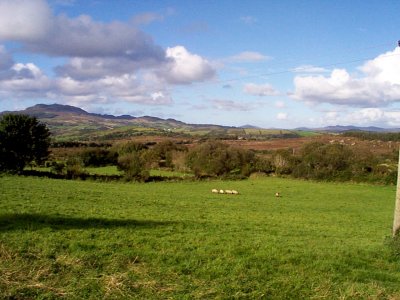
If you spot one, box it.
[0,114,51,173]
[185,141,255,178]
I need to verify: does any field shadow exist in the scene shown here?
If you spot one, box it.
[0,213,175,231]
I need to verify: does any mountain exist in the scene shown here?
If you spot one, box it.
[0,103,233,141]
[6,103,398,141]
[296,125,400,133]
[239,124,261,129]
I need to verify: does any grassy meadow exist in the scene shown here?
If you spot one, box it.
[1,175,400,299]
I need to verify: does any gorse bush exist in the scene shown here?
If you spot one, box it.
[185,141,256,178]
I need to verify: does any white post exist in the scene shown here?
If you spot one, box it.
[393,149,400,237]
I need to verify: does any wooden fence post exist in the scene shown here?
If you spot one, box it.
[393,149,400,237]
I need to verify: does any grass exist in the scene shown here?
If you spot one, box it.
[84,166,122,176]
[1,175,399,299]
[149,169,194,178]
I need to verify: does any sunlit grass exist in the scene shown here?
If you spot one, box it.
[1,176,399,298]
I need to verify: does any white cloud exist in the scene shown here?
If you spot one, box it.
[244,83,279,96]
[0,0,165,61]
[293,47,400,107]
[276,113,288,120]
[0,63,52,97]
[160,46,215,84]
[344,108,400,126]
[0,1,215,107]
[210,99,263,111]
[0,60,173,106]
[211,99,250,111]
[316,108,400,127]
[229,51,271,63]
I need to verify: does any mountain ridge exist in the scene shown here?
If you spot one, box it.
[2,104,400,140]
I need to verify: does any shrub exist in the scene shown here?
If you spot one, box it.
[117,153,149,181]
[272,149,296,175]
[115,142,149,181]
[50,162,66,175]
[293,142,354,181]
[80,148,118,167]
[185,141,255,178]
[65,157,86,179]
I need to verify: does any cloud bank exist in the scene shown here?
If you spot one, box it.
[0,0,215,107]
[293,48,400,107]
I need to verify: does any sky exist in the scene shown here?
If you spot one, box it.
[0,0,400,128]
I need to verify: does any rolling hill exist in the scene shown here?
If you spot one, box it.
[5,103,398,141]
[2,103,302,141]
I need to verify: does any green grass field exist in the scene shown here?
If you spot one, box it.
[1,175,399,299]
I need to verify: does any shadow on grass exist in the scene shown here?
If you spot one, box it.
[0,213,176,231]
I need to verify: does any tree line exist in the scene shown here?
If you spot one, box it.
[1,114,398,184]
[342,130,400,142]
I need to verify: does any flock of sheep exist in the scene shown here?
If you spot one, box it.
[211,189,239,195]
[211,189,281,197]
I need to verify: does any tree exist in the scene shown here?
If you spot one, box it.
[0,114,51,173]
[185,141,255,178]
[115,142,149,181]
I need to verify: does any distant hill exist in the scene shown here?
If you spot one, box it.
[4,103,400,141]
[296,125,400,133]
[0,103,308,141]
[239,124,261,129]
[0,103,244,141]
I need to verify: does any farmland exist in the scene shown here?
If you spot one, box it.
[1,175,399,299]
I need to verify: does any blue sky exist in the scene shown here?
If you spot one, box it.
[0,0,400,128]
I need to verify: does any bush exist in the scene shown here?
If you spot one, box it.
[115,142,149,181]
[80,148,118,167]
[65,157,86,179]
[254,155,274,174]
[272,149,297,175]
[50,162,66,175]
[185,141,255,178]
[292,142,354,181]
[117,153,149,181]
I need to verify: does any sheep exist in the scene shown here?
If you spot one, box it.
[211,189,239,195]
[275,192,281,198]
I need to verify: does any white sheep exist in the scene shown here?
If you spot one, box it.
[225,190,233,194]
[232,190,239,195]
[211,189,219,193]
[275,192,281,198]
[219,189,225,194]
